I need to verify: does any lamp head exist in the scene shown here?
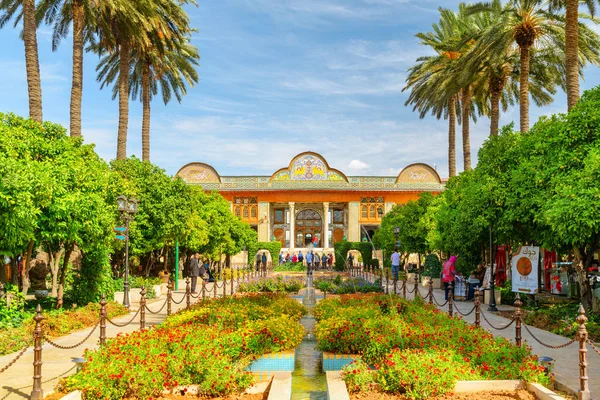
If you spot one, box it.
[127,198,138,214]
[393,226,400,235]
[116,195,128,212]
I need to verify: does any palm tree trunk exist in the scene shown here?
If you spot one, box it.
[461,87,472,171]
[116,39,131,160]
[448,95,457,177]
[565,0,580,111]
[22,0,43,123]
[69,0,84,137]
[142,63,151,162]
[519,45,530,133]
[490,90,501,136]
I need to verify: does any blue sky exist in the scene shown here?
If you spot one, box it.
[1,0,599,178]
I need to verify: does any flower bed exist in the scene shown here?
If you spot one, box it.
[57,293,306,399]
[274,261,307,272]
[237,276,304,293]
[0,301,128,356]
[314,275,382,295]
[314,294,550,400]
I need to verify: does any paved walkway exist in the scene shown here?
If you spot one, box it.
[380,278,600,399]
[0,279,238,400]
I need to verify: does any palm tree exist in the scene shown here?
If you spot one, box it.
[37,0,98,137]
[468,0,600,132]
[0,0,43,122]
[96,40,199,161]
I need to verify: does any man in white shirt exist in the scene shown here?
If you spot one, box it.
[391,248,401,281]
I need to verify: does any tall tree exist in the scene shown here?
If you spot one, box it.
[0,0,43,122]
[37,0,97,137]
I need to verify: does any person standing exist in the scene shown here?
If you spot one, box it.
[306,251,313,269]
[298,251,304,264]
[279,252,284,266]
[261,252,268,272]
[256,252,261,271]
[390,248,400,281]
[442,256,457,300]
[321,253,328,270]
[189,253,200,294]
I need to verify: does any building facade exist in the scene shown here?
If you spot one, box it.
[176,152,444,252]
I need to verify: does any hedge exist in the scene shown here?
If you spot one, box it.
[248,241,283,265]
[333,241,373,271]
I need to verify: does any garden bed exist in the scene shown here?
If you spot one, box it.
[56,293,306,399]
[313,275,382,295]
[237,276,304,293]
[314,294,552,400]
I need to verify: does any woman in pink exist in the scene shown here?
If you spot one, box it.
[442,256,457,300]
[292,253,298,263]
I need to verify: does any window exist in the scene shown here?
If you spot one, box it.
[250,206,257,218]
[235,207,241,217]
[361,206,368,219]
[369,205,376,218]
[275,208,284,223]
[232,197,258,221]
[243,207,249,218]
[360,197,384,221]
[333,209,344,224]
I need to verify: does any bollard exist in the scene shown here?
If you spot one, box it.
[167,281,172,316]
[448,281,454,317]
[414,274,419,294]
[393,278,397,295]
[231,272,234,295]
[140,286,146,330]
[213,276,217,298]
[475,288,481,328]
[402,275,407,299]
[576,305,590,400]
[30,305,44,400]
[223,276,227,297]
[428,278,433,305]
[514,293,522,346]
[201,278,206,300]
[185,278,191,309]
[100,294,107,345]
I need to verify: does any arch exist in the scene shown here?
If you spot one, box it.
[295,208,323,247]
[396,163,441,184]
[270,151,349,182]
[176,162,222,184]
[332,228,344,245]
[254,250,272,268]
[273,228,285,247]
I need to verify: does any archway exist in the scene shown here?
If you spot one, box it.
[254,250,272,269]
[295,209,322,247]
[346,250,362,266]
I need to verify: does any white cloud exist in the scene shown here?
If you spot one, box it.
[348,159,370,171]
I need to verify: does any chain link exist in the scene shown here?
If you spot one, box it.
[431,292,449,307]
[145,298,168,315]
[480,311,516,331]
[520,324,578,349]
[587,339,600,356]
[171,293,186,305]
[0,343,30,374]
[106,307,141,327]
[44,322,100,350]
[453,301,477,317]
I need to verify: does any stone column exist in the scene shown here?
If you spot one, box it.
[258,202,270,242]
[348,202,360,242]
[289,202,295,249]
[323,202,330,249]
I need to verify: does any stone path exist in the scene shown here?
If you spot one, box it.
[0,279,237,400]
[381,279,600,400]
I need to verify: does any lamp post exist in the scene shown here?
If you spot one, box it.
[117,195,138,308]
[488,224,498,312]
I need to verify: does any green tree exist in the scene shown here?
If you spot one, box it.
[0,0,43,122]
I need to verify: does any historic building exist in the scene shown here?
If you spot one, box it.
[176,152,445,252]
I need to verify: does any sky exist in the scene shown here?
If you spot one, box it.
[1,0,600,179]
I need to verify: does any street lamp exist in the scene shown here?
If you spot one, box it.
[393,226,400,246]
[117,195,138,308]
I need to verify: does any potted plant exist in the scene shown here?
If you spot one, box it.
[422,254,442,288]
[158,270,170,284]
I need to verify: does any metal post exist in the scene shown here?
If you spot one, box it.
[223,276,227,297]
[393,278,397,295]
[139,286,146,330]
[577,305,590,400]
[100,294,107,345]
[123,217,131,308]
[448,281,454,317]
[402,275,407,299]
[475,288,481,328]
[175,241,179,291]
[385,270,389,294]
[201,278,206,300]
[514,293,522,346]
[231,272,234,294]
[428,278,433,305]
[213,276,217,298]
[415,273,419,295]
[488,224,498,312]
[30,305,44,400]
[185,278,191,309]
[167,281,172,316]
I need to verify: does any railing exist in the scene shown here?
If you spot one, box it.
[347,264,598,400]
[0,263,273,399]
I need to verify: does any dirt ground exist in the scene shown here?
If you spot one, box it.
[350,390,538,400]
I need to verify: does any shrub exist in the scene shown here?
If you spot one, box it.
[313,276,382,295]
[274,262,306,272]
[237,276,303,293]
[423,254,442,278]
[0,283,29,329]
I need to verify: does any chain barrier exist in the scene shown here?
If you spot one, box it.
[0,342,30,374]
[452,301,476,317]
[586,339,600,356]
[44,322,100,350]
[190,291,201,299]
[406,284,417,294]
[519,323,578,349]
[145,298,169,315]
[171,293,186,305]
[431,292,449,307]
[480,310,515,331]
[106,307,141,327]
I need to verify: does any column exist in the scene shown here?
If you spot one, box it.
[289,202,295,249]
[258,202,270,242]
[348,202,360,242]
[384,202,395,214]
[323,202,330,249]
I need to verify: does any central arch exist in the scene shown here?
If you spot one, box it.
[295,209,322,247]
